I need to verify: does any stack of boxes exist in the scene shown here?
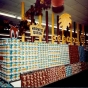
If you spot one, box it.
[69,45,79,64]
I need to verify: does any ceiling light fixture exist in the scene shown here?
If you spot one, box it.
[0,12,16,18]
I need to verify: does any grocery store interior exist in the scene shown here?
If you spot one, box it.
[0,0,88,87]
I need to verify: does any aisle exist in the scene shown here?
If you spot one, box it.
[43,70,88,87]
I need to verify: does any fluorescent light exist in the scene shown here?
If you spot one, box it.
[0,34,10,36]
[25,31,30,33]
[86,34,88,36]
[0,12,16,18]
[27,19,31,22]
[17,16,21,20]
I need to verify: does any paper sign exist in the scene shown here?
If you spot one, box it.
[30,24,45,37]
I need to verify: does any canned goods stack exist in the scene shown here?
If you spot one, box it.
[78,46,85,62]
[57,65,66,80]
[65,65,72,77]
[0,57,3,78]
[0,78,13,88]
[21,70,46,88]
[69,45,79,64]
[28,42,38,71]
[20,42,38,72]
[20,65,66,88]
[38,43,49,69]
[71,62,81,75]
[0,39,20,82]
[59,44,70,65]
[48,43,60,67]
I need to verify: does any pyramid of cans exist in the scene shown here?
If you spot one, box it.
[0,39,20,82]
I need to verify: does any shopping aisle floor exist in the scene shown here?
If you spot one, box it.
[43,69,88,87]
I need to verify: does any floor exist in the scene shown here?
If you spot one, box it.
[43,69,88,87]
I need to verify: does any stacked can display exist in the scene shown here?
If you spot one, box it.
[0,78,13,88]
[38,43,49,69]
[0,38,88,85]
[48,43,60,67]
[69,45,79,64]
[71,62,82,75]
[20,42,38,72]
[59,44,70,65]
[0,39,20,82]
[65,65,72,77]
[78,46,85,62]
[20,66,66,88]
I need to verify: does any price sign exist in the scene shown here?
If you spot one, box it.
[30,24,45,37]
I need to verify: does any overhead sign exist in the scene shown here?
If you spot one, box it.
[30,24,45,37]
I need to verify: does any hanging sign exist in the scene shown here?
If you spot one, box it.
[30,24,45,37]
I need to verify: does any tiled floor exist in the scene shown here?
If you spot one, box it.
[43,69,88,87]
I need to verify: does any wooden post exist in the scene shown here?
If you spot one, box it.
[62,28,64,44]
[76,23,80,46]
[52,12,54,44]
[45,11,49,43]
[57,15,59,44]
[30,5,34,42]
[70,23,73,45]
[21,2,25,20]
[21,2,25,42]
[39,15,42,42]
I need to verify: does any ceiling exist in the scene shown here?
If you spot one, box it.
[0,0,88,26]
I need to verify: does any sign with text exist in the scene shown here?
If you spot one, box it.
[30,24,45,37]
